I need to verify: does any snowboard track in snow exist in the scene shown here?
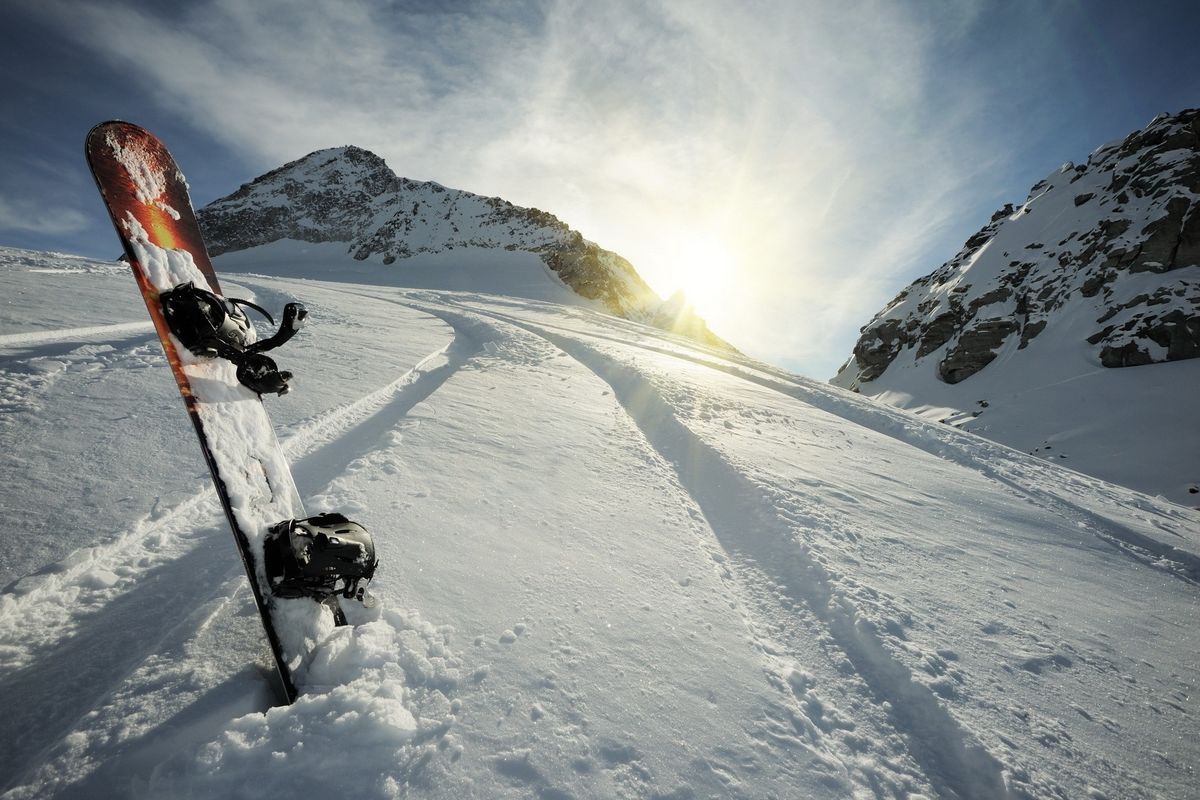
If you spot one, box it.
[0,321,155,351]
[0,327,476,795]
[463,300,1200,588]
[379,293,1013,800]
[487,319,1012,800]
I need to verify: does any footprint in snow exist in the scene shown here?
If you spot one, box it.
[499,623,528,644]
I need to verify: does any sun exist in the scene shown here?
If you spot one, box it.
[659,230,738,321]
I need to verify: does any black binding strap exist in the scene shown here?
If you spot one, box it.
[247,302,307,355]
[160,281,307,396]
[227,296,275,326]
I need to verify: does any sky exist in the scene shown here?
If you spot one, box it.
[1,0,1198,378]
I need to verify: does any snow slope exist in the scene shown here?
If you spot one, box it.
[1,243,1198,799]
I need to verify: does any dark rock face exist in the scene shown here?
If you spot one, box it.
[542,244,640,318]
[917,311,960,358]
[1018,319,1047,349]
[1099,342,1156,367]
[852,318,908,381]
[196,146,735,351]
[1133,196,1193,273]
[1099,307,1200,366]
[833,108,1200,389]
[938,319,1020,384]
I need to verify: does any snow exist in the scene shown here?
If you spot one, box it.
[105,130,181,220]
[841,277,1200,506]
[215,239,583,306]
[1,243,1198,798]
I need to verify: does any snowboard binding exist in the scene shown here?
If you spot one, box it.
[159,281,307,395]
[264,513,378,603]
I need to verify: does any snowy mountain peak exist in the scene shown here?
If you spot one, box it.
[830,109,1199,504]
[220,145,401,205]
[197,147,734,351]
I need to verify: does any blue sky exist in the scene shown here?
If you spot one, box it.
[2,0,1198,377]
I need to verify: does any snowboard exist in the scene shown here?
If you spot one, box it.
[85,121,339,704]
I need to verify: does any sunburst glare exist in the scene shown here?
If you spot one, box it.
[656,230,738,322]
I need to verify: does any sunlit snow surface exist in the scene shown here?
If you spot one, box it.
[0,244,1197,799]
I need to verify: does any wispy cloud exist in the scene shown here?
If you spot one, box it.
[31,0,1033,375]
[0,193,89,235]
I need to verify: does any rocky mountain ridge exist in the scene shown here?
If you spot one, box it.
[196,146,731,350]
[833,108,1199,389]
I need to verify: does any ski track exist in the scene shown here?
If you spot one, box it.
[0,321,155,350]
[395,295,1013,800]
[0,521,237,793]
[521,328,1013,800]
[341,291,965,795]
[457,298,1200,586]
[322,289,924,794]
[0,574,263,800]
[0,317,475,795]
[0,334,164,421]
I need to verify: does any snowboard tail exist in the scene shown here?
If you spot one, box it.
[85,121,329,704]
